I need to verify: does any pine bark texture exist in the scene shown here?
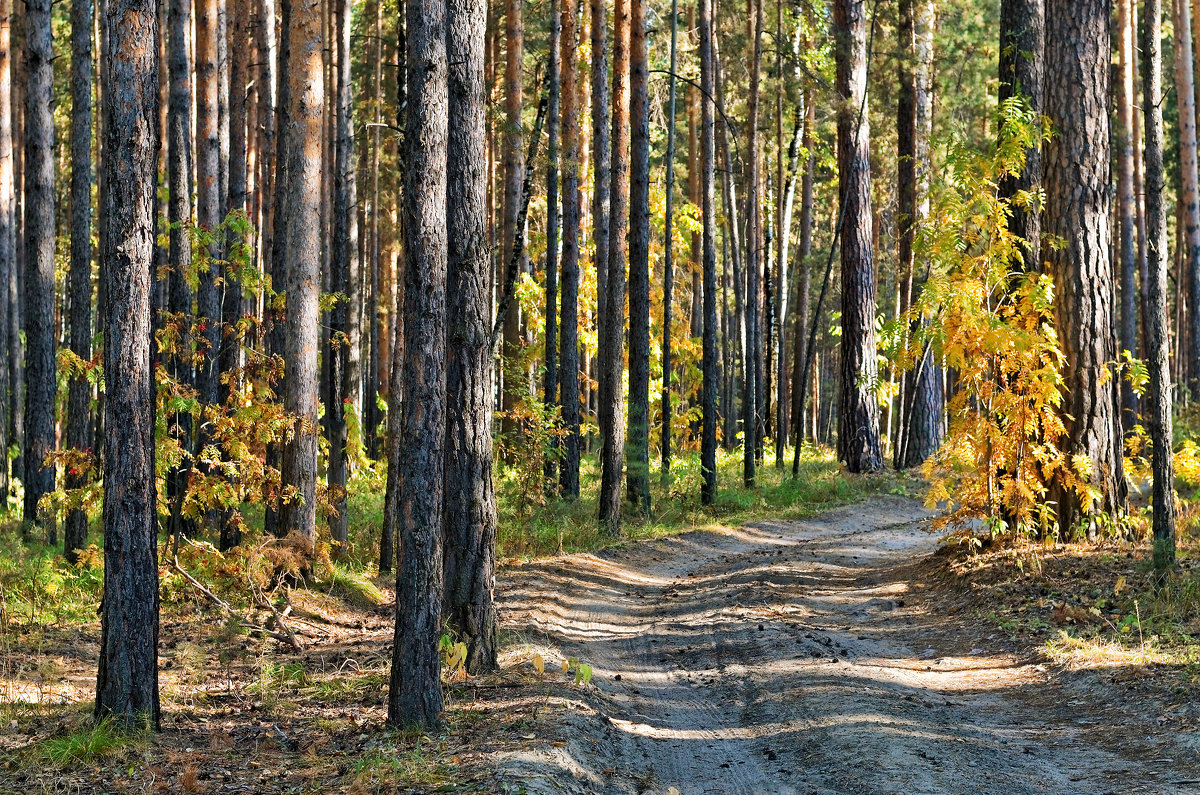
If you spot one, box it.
[599,0,630,531]
[997,0,1043,270]
[626,0,651,515]
[833,0,883,473]
[95,0,160,726]
[699,0,717,504]
[195,0,222,412]
[64,0,93,560]
[0,0,10,501]
[444,0,498,675]
[1042,0,1127,533]
[22,0,55,532]
[278,0,323,543]
[1142,0,1177,572]
[389,0,447,728]
[559,0,582,497]
[1174,0,1200,395]
[1116,0,1140,424]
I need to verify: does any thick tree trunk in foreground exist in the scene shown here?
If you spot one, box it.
[558,0,582,498]
[998,0,1043,270]
[1043,0,1127,534]
[1142,0,1177,575]
[65,0,94,561]
[833,0,883,473]
[95,0,160,727]
[23,0,55,536]
[699,0,717,504]
[389,0,447,728]
[277,0,323,544]
[444,0,498,675]
[626,0,651,515]
[599,0,630,531]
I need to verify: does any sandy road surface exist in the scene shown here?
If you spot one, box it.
[496,496,1200,795]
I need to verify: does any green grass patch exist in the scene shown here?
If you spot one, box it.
[323,562,387,607]
[40,717,147,768]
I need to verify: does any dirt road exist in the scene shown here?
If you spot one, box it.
[497,496,1200,795]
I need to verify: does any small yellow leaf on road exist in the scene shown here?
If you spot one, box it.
[533,654,545,675]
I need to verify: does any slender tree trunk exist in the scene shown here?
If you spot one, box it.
[365,0,384,458]
[833,0,883,473]
[64,0,94,561]
[326,0,357,555]
[599,0,630,531]
[9,2,22,495]
[388,0,447,728]
[499,0,524,441]
[1142,0,1177,575]
[662,0,679,479]
[544,0,560,489]
[1117,0,1139,424]
[264,0,292,539]
[196,0,222,418]
[277,0,323,544]
[22,0,55,537]
[1043,0,1127,533]
[789,88,813,447]
[1175,0,1200,396]
[0,0,11,503]
[998,0,1043,270]
[699,0,717,504]
[559,0,582,497]
[166,0,196,544]
[626,0,651,514]
[742,0,763,487]
[591,0,610,361]
[444,0,497,675]
[95,0,159,726]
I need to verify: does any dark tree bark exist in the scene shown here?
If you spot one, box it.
[699,0,717,504]
[264,0,292,539]
[1043,0,1127,533]
[326,0,358,556]
[444,0,498,675]
[7,0,21,495]
[626,0,651,515]
[590,0,610,347]
[388,0,447,728]
[558,0,581,498]
[277,0,323,544]
[998,0,1044,271]
[364,0,384,459]
[1141,0,1176,575]
[64,0,94,562]
[0,0,10,503]
[833,0,883,473]
[544,0,560,489]
[195,0,221,415]
[789,90,814,447]
[742,0,763,487]
[599,0,630,531]
[661,0,679,479]
[22,0,55,537]
[1116,0,1139,424]
[95,0,160,727]
[166,0,196,545]
[499,0,524,441]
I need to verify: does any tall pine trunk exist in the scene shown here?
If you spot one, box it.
[1043,0,1127,533]
[65,0,94,561]
[444,0,497,675]
[1175,0,1200,396]
[544,0,560,489]
[559,0,582,497]
[499,0,524,441]
[389,0,448,727]
[626,0,651,515]
[1116,0,1139,425]
[95,0,159,727]
[22,0,55,537]
[743,0,763,487]
[0,0,10,503]
[998,0,1043,270]
[195,0,222,417]
[661,0,679,478]
[599,0,630,531]
[833,0,883,473]
[277,0,323,544]
[1142,0,1177,575]
[699,0,717,504]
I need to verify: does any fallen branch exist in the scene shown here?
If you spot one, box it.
[169,556,303,651]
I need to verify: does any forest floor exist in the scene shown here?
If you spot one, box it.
[5,494,1200,793]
